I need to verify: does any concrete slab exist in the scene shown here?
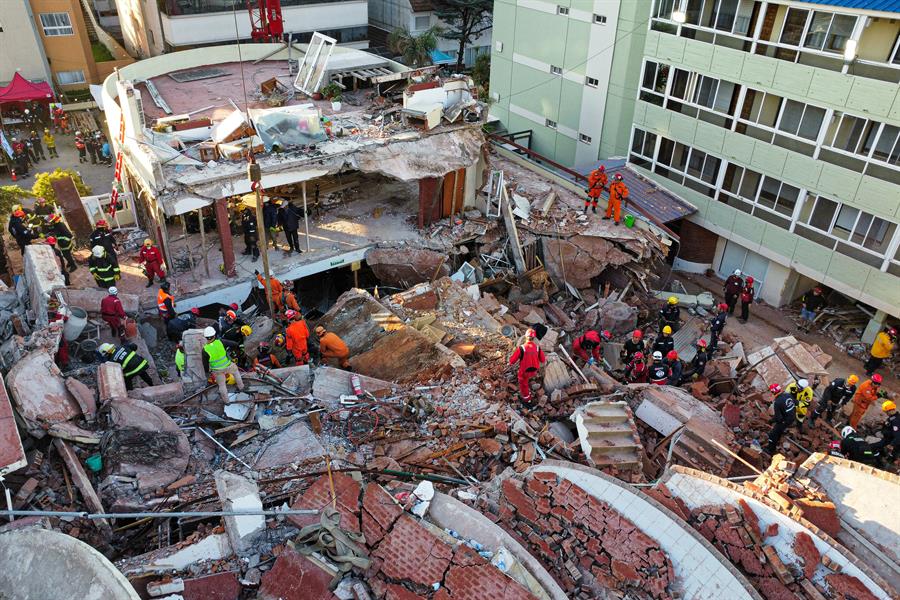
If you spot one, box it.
[98,362,128,401]
[214,471,265,554]
[252,421,325,470]
[0,371,27,477]
[571,401,643,471]
[0,527,140,600]
[7,349,80,436]
[311,366,394,409]
[23,245,66,328]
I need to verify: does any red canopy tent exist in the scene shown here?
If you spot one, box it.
[0,73,54,105]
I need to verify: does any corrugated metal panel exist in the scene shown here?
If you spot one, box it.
[607,165,698,225]
[796,0,900,14]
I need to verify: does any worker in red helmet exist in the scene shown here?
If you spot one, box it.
[44,213,77,271]
[8,208,37,254]
[89,218,118,268]
[864,327,896,377]
[584,165,607,214]
[767,383,795,454]
[739,276,755,323]
[573,329,611,366]
[625,351,648,383]
[707,302,728,353]
[508,328,546,403]
[666,350,683,386]
[44,235,70,285]
[683,339,709,381]
[849,374,884,428]
[604,172,629,226]
[620,329,645,365]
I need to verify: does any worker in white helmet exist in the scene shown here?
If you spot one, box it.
[723,269,744,315]
[88,245,120,288]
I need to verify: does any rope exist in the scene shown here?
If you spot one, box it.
[290,507,370,588]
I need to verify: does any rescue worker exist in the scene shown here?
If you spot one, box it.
[32,197,54,227]
[279,281,301,314]
[573,329,610,366]
[620,329,645,365]
[89,220,118,267]
[99,342,153,390]
[29,130,45,161]
[218,308,246,337]
[45,237,70,285]
[88,245,120,288]
[648,351,671,385]
[659,296,681,333]
[174,342,186,376]
[652,325,675,356]
[767,384,795,455]
[683,339,709,381]
[798,286,826,332]
[508,328,546,403]
[708,303,728,353]
[279,200,304,254]
[624,351,648,383]
[584,165,607,214]
[875,401,900,462]
[100,286,126,338]
[157,281,176,321]
[811,375,858,424]
[666,350,683,386]
[840,426,882,467]
[7,209,36,255]
[315,325,351,369]
[42,128,58,158]
[864,326,896,377]
[74,131,87,163]
[166,307,199,341]
[263,198,281,248]
[255,270,284,311]
[241,209,259,260]
[603,172,628,226]
[265,333,292,368]
[285,309,311,365]
[786,378,814,430]
[139,239,166,287]
[202,326,245,404]
[45,213,77,271]
[739,276,755,323]
[723,269,744,315]
[849,374,883,429]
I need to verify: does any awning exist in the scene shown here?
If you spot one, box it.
[429,50,456,65]
[0,73,54,104]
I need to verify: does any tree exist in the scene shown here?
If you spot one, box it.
[0,185,34,224]
[31,169,92,205]
[434,0,493,71]
[472,53,490,92]
[388,26,441,68]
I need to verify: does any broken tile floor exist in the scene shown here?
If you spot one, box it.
[1,177,898,600]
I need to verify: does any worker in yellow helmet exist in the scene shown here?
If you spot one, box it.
[876,400,899,462]
[659,296,681,333]
[811,375,858,424]
[652,325,674,356]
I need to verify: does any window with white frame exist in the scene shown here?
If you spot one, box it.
[681,0,750,34]
[550,65,562,75]
[796,195,898,266]
[803,11,856,54]
[718,164,797,229]
[776,99,826,141]
[824,113,900,165]
[641,61,669,95]
[545,119,557,129]
[655,136,722,197]
[585,76,599,87]
[891,32,900,65]
[630,128,658,166]
[593,14,606,25]
[652,0,677,21]
[56,70,86,85]
[557,6,569,16]
[414,15,430,31]
[779,8,809,46]
[40,12,73,36]
[579,133,592,144]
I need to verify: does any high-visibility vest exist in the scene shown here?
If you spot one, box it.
[90,258,117,283]
[113,347,147,377]
[157,290,175,317]
[175,348,185,374]
[204,339,231,370]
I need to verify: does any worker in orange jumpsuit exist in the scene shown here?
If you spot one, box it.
[604,173,629,226]
[849,374,883,428]
[284,309,310,364]
[255,270,283,311]
[584,165,607,214]
[508,328,546,403]
[315,325,350,368]
[280,283,301,314]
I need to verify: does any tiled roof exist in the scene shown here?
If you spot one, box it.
[410,0,435,12]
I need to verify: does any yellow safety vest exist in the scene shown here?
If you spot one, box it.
[204,339,231,370]
[175,348,185,373]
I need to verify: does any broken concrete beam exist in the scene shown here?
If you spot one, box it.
[181,329,210,389]
[23,245,66,328]
[543,303,574,330]
[253,421,324,470]
[7,349,81,437]
[129,381,185,406]
[53,439,113,537]
[65,377,98,420]
[147,578,185,597]
[214,471,265,555]
[365,247,450,287]
[0,371,26,477]
[98,362,128,402]
[59,287,141,315]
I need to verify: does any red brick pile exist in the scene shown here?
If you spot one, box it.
[487,472,674,599]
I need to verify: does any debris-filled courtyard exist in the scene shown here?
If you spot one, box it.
[0,39,898,600]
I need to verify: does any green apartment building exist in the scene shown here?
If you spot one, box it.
[489,0,652,170]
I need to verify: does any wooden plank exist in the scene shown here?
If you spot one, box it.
[53,439,113,538]
[370,65,440,84]
[499,185,527,274]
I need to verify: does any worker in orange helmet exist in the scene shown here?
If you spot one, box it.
[508,328,546,404]
[604,172,629,226]
[315,325,350,369]
[284,309,310,365]
[584,165,607,214]
[849,374,884,428]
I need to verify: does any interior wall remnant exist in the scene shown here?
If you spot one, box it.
[418,177,442,229]
[214,198,236,277]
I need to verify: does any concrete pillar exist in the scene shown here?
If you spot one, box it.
[97,362,128,402]
[214,198,236,277]
[418,177,441,229]
[181,329,209,389]
[23,245,66,328]
[861,310,888,345]
[214,471,265,554]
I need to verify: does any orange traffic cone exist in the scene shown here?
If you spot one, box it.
[10,169,17,182]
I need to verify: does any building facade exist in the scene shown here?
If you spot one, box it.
[627,0,900,335]
[116,0,369,58]
[0,0,53,86]
[488,0,650,170]
[368,0,492,67]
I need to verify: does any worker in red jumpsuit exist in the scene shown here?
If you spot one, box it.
[584,165,607,214]
[604,173,629,226]
[573,329,611,366]
[508,328,546,403]
[100,286,126,338]
[139,238,166,287]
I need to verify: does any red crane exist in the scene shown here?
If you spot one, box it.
[246,0,284,42]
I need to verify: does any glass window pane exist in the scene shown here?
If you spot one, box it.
[694,76,716,107]
[852,212,873,243]
[722,163,742,193]
[758,177,781,209]
[632,130,645,153]
[739,169,761,200]
[687,149,706,178]
[685,0,704,25]
[778,100,805,135]
[671,142,689,171]
[809,197,837,230]
[798,105,825,140]
[655,65,669,93]
[644,132,658,156]
[670,70,689,99]
[825,15,855,53]
[713,81,736,113]
[713,0,739,31]
[702,156,721,183]
[863,219,895,253]
[780,8,809,46]
[833,205,859,238]
[642,63,657,90]
[776,183,800,215]
[873,125,899,163]
[804,12,832,50]
[657,138,675,166]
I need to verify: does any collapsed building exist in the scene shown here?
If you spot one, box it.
[0,36,897,600]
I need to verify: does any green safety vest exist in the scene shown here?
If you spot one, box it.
[175,348,185,374]
[204,339,231,370]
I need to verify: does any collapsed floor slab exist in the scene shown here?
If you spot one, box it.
[7,349,81,436]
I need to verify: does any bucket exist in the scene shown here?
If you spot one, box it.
[63,306,88,341]
[624,214,635,228]
[85,454,102,472]
[124,318,138,338]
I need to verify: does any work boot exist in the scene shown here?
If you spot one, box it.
[592,206,597,214]
[145,279,154,288]
[614,220,620,226]
[602,216,609,221]
[583,205,588,213]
